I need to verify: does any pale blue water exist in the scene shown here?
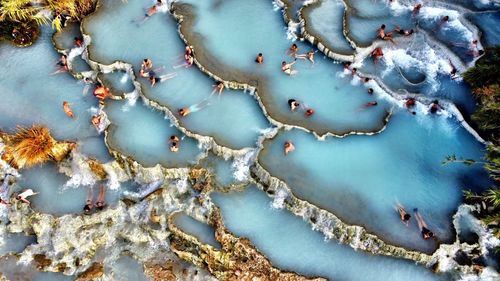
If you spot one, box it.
[0,0,497,279]
[259,110,490,253]
[305,0,354,54]
[173,213,221,249]
[177,0,391,135]
[83,0,270,149]
[0,233,35,256]
[105,99,203,168]
[0,27,99,142]
[14,164,135,215]
[212,186,450,281]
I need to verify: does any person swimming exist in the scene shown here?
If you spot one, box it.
[178,107,191,117]
[16,189,39,205]
[63,101,74,118]
[185,45,194,58]
[284,141,295,155]
[281,60,297,76]
[351,67,358,76]
[169,135,180,152]
[396,204,411,226]
[256,53,264,64]
[371,47,384,64]
[95,185,106,211]
[367,88,374,95]
[365,101,378,107]
[288,99,300,111]
[414,208,435,240]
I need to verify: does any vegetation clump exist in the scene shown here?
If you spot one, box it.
[0,0,96,46]
[459,46,500,238]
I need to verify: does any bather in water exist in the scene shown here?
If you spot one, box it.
[396,203,411,226]
[281,60,298,76]
[16,189,39,205]
[169,135,180,152]
[296,50,316,64]
[414,208,435,240]
[63,101,74,118]
[149,72,177,87]
[139,0,164,24]
[95,185,106,211]
[255,53,264,64]
[284,141,295,155]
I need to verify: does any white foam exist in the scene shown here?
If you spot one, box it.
[231,149,256,182]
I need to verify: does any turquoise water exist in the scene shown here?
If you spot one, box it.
[105,100,203,168]
[15,164,133,215]
[0,0,497,279]
[212,186,449,281]
[173,212,221,249]
[83,0,270,149]
[259,110,489,253]
[0,27,98,142]
[177,0,391,135]
[305,0,355,54]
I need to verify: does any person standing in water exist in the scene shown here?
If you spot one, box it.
[256,53,264,64]
[414,208,435,240]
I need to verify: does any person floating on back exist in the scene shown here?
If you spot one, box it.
[296,50,316,64]
[16,189,39,205]
[140,0,164,24]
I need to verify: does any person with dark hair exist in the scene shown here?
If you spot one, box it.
[256,53,264,64]
[414,208,435,240]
